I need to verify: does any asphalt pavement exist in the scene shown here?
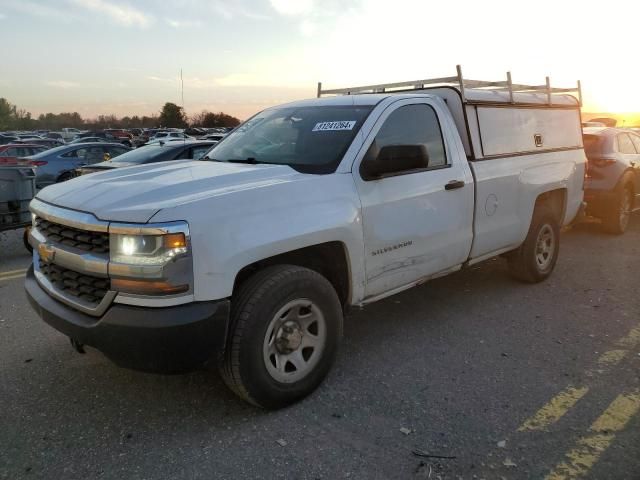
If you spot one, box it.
[0,218,639,480]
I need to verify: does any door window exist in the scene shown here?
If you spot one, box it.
[364,103,447,177]
[617,134,636,154]
[629,134,640,154]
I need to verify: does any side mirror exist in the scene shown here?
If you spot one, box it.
[360,143,429,181]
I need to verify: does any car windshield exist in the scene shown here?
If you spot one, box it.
[206,105,373,174]
[109,144,174,164]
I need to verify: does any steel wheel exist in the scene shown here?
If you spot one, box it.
[535,224,555,272]
[263,298,326,384]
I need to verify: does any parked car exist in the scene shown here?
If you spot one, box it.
[60,128,86,141]
[79,141,216,174]
[0,144,47,165]
[583,127,640,233]
[45,132,65,142]
[16,138,65,149]
[76,131,133,148]
[68,136,111,144]
[104,129,134,147]
[148,131,191,143]
[14,134,44,142]
[0,134,20,145]
[23,143,130,188]
[185,127,206,136]
[26,68,586,408]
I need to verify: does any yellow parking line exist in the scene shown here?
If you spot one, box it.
[0,273,26,282]
[596,349,628,367]
[0,268,28,278]
[616,325,640,349]
[545,390,640,480]
[518,386,589,432]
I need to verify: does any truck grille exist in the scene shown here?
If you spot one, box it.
[35,217,110,253]
[39,260,110,306]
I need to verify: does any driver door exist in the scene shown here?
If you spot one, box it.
[353,99,474,298]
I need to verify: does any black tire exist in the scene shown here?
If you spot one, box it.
[601,184,633,235]
[220,265,343,409]
[23,227,33,253]
[508,205,560,283]
[57,171,75,183]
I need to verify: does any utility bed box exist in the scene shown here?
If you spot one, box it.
[318,65,583,161]
[0,166,36,231]
[415,88,582,160]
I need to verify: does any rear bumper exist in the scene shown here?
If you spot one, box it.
[584,189,617,218]
[25,266,230,373]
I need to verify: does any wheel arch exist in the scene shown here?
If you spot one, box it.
[534,188,567,224]
[232,241,352,309]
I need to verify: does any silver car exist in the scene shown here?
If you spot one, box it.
[24,143,130,188]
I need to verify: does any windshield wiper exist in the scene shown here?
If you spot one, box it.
[227,157,260,164]
[208,157,278,165]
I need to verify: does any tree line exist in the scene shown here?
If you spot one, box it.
[0,99,242,131]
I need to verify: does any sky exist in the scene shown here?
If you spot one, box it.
[0,0,639,121]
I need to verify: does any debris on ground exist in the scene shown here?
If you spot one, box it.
[276,439,287,447]
[503,458,517,467]
[497,440,506,448]
[400,427,412,435]
[412,449,456,460]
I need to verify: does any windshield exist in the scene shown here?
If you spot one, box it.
[109,145,172,164]
[206,105,373,173]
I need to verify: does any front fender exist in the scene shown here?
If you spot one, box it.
[151,173,366,303]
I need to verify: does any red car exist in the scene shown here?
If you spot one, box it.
[0,144,47,165]
[104,129,133,140]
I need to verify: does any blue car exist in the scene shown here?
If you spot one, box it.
[24,143,130,189]
[584,127,640,234]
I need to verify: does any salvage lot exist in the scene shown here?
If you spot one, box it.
[0,219,639,480]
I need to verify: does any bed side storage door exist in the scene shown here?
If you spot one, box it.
[353,98,474,298]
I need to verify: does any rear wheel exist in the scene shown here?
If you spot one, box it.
[57,171,75,183]
[602,185,633,235]
[220,265,343,409]
[508,206,560,283]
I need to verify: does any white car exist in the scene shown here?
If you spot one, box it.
[26,67,586,408]
[149,131,191,142]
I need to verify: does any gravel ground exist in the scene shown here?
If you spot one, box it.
[1,217,639,480]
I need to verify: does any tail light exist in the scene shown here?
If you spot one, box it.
[29,160,48,167]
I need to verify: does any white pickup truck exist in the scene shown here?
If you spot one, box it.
[26,68,586,408]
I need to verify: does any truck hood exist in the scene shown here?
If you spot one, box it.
[36,160,302,223]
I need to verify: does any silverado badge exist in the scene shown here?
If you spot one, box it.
[38,243,56,264]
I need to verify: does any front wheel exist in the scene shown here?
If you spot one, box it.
[220,265,343,409]
[508,206,560,283]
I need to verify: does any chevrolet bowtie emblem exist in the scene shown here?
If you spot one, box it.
[38,243,56,264]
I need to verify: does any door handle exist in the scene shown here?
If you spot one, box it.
[445,180,465,190]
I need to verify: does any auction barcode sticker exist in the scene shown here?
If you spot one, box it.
[312,121,356,132]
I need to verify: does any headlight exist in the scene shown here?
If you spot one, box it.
[109,223,192,296]
[110,232,188,265]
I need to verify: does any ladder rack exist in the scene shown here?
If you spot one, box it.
[317,65,582,106]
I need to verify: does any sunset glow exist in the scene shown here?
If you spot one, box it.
[0,0,638,121]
